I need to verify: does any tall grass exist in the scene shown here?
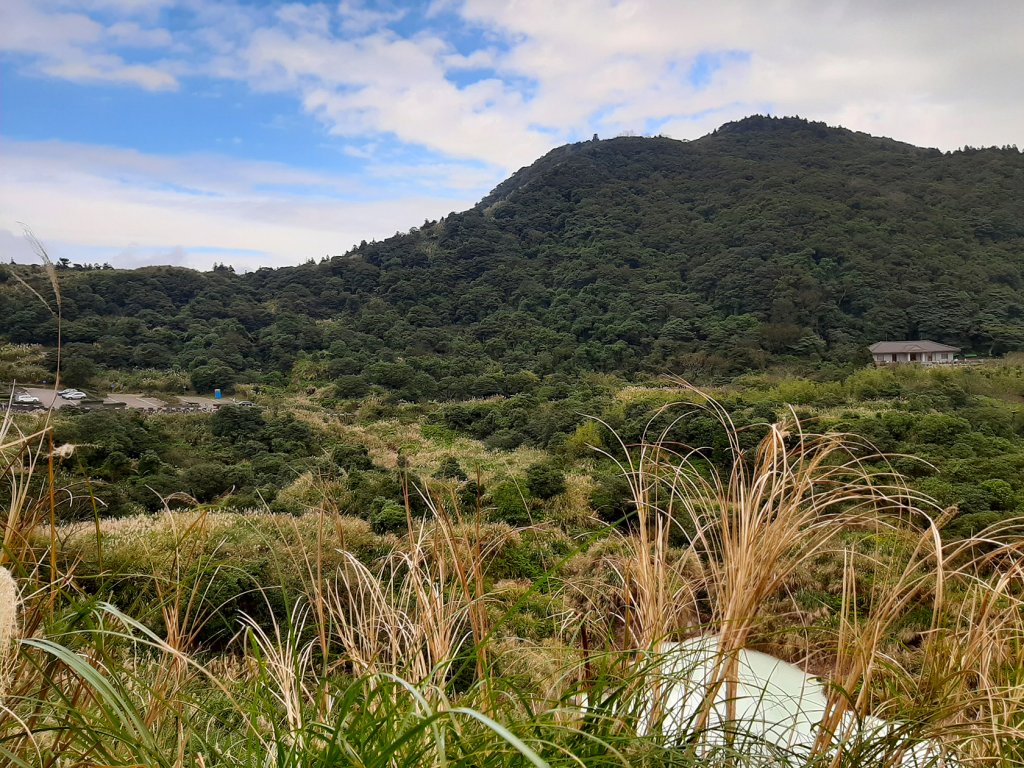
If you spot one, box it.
[2,381,1023,765]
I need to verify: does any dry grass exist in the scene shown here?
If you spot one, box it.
[567,383,1024,763]
[327,417,549,481]
[4,375,1024,765]
[0,566,17,698]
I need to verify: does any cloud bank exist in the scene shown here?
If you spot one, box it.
[1,0,1022,268]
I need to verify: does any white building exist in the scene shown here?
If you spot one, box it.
[868,340,960,365]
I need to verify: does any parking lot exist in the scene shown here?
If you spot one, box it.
[14,387,68,409]
[7,387,225,413]
[106,393,167,409]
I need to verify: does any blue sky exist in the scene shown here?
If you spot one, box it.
[1,1,1022,270]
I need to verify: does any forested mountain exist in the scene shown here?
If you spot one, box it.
[3,115,1024,398]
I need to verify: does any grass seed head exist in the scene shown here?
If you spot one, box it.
[0,566,18,698]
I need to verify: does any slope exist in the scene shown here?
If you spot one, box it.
[2,115,1023,398]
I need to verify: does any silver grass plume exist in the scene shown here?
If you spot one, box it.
[0,566,17,699]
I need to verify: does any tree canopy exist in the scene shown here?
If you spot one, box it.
[4,115,1023,397]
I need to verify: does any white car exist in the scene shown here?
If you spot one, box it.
[15,394,41,405]
[58,388,78,396]
[60,390,87,400]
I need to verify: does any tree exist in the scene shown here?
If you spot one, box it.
[525,461,566,499]
[60,357,97,387]
[434,456,468,481]
[369,497,408,534]
[490,481,531,525]
[190,360,236,394]
[211,405,266,443]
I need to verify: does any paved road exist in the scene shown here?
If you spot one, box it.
[14,388,175,411]
[179,396,221,410]
[10,387,240,413]
[105,394,166,409]
[17,387,73,409]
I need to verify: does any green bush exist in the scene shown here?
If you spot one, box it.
[368,497,408,534]
[589,472,634,525]
[434,455,468,481]
[190,360,236,394]
[489,481,531,525]
[525,462,566,500]
[910,413,971,445]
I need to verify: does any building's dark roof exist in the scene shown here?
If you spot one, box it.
[868,340,961,354]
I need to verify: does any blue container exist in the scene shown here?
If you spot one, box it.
[214,389,222,399]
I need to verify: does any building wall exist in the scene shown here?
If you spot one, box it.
[872,351,956,365]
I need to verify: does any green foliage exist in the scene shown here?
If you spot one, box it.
[211,405,266,442]
[910,413,971,445]
[190,360,236,394]
[329,443,376,472]
[590,471,635,525]
[59,356,97,387]
[525,462,566,500]
[489,481,531,525]
[6,118,1023,394]
[368,497,408,534]
[434,455,468,480]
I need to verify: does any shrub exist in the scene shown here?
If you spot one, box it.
[525,462,566,500]
[434,455,468,481]
[910,413,971,445]
[368,497,408,534]
[211,405,266,443]
[563,420,606,458]
[589,472,634,525]
[484,429,526,451]
[190,360,236,394]
[489,481,531,525]
[60,356,97,387]
[330,444,375,472]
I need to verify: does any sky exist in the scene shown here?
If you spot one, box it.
[1,0,1022,271]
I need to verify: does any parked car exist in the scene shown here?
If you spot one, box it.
[60,390,87,400]
[15,394,41,404]
[58,388,78,396]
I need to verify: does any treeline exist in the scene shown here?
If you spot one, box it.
[3,115,1024,396]
[39,363,1024,541]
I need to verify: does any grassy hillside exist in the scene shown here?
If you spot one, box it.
[3,378,1024,766]
[6,361,1024,553]
[3,116,1023,397]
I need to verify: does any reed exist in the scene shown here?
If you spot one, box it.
[2,380,1023,766]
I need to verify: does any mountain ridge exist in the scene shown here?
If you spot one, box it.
[3,115,1023,396]
[479,115,937,211]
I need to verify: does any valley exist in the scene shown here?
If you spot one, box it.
[3,118,1024,767]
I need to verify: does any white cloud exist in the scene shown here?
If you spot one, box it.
[7,1,1023,156]
[0,0,102,53]
[0,0,178,89]
[336,0,406,34]
[242,26,552,166]
[42,55,178,89]
[220,0,1024,172]
[107,20,173,47]
[0,139,479,270]
[275,2,332,34]
[73,0,176,16]
[3,0,1024,271]
[455,0,1024,152]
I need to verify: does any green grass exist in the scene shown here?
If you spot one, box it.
[4,390,1024,766]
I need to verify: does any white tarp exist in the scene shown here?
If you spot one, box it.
[634,636,952,766]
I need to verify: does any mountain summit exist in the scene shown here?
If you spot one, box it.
[3,116,1024,393]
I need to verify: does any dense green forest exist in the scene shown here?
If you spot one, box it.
[3,116,1024,399]
[21,361,1024,545]
[5,117,1024,767]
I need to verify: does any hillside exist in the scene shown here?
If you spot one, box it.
[3,115,1024,398]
